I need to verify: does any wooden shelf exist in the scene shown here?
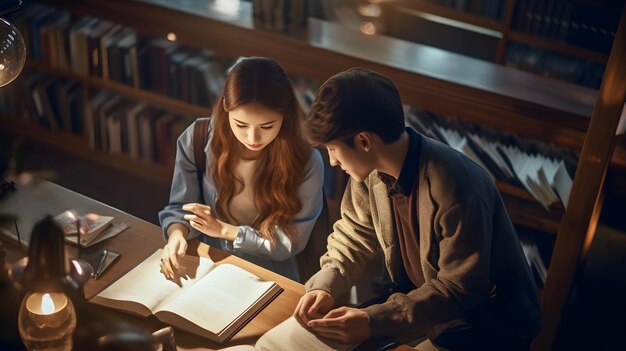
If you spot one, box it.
[501,192,562,234]
[389,1,610,65]
[25,61,210,118]
[0,116,173,186]
[508,31,610,64]
[392,0,507,32]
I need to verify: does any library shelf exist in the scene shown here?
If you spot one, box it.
[507,30,609,64]
[391,0,507,32]
[8,0,622,233]
[25,61,211,117]
[0,116,174,186]
[389,0,613,64]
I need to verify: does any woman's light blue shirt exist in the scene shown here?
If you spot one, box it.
[158,118,324,282]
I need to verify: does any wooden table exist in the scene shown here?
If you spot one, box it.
[0,178,303,350]
[1,178,414,351]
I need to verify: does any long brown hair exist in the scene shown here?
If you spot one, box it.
[210,57,310,244]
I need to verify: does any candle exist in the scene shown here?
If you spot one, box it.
[18,292,77,350]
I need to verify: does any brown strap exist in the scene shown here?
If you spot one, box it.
[193,119,210,203]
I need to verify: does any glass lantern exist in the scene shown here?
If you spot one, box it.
[18,291,77,351]
[0,16,26,87]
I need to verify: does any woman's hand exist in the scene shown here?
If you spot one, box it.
[182,203,238,241]
[160,226,188,279]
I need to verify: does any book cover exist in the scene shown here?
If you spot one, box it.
[53,208,115,246]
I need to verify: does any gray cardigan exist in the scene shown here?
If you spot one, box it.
[305,135,542,342]
[159,119,325,281]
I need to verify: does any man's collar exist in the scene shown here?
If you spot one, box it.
[381,128,422,196]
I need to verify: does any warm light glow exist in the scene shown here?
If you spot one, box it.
[72,260,83,275]
[166,32,177,41]
[25,292,68,315]
[360,21,377,35]
[0,17,27,87]
[41,293,55,315]
[209,0,239,18]
[85,213,100,221]
[19,292,76,350]
[357,4,381,17]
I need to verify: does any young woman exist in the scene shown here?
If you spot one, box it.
[158,57,324,282]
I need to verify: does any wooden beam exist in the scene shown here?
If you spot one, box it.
[532,4,626,350]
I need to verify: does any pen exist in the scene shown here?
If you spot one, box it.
[94,249,108,279]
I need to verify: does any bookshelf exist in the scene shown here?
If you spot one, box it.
[384,0,618,87]
[1,0,599,234]
[0,1,622,227]
[26,61,210,117]
[0,1,624,348]
[0,116,173,186]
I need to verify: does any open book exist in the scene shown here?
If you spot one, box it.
[221,316,358,351]
[90,249,283,343]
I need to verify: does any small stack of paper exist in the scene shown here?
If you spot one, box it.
[404,106,576,210]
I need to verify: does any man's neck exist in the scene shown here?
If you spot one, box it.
[376,131,410,180]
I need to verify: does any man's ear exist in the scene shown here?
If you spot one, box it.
[355,132,372,152]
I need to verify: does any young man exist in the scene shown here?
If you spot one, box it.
[294,68,542,350]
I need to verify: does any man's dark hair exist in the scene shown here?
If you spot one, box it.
[304,67,405,147]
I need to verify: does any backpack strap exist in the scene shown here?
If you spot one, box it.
[193,119,210,204]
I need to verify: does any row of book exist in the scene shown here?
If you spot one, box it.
[85,91,192,166]
[6,70,86,134]
[505,44,605,89]
[9,2,224,107]
[513,0,619,54]
[404,106,576,210]
[252,0,309,31]
[424,0,504,20]
[0,71,193,167]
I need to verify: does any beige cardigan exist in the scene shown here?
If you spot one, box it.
[305,137,541,342]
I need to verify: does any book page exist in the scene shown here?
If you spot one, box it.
[553,161,573,208]
[91,249,214,317]
[155,263,278,336]
[220,345,256,351]
[90,222,128,245]
[254,316,357,351]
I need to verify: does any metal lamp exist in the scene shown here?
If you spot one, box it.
[12,216,93,351]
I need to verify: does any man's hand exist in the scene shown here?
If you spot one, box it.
[307,307,371,344]
[182,203,238,241]
[293,290,334,326]
[160,229,187,279]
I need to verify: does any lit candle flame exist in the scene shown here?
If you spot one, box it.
[41,293,55,315]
